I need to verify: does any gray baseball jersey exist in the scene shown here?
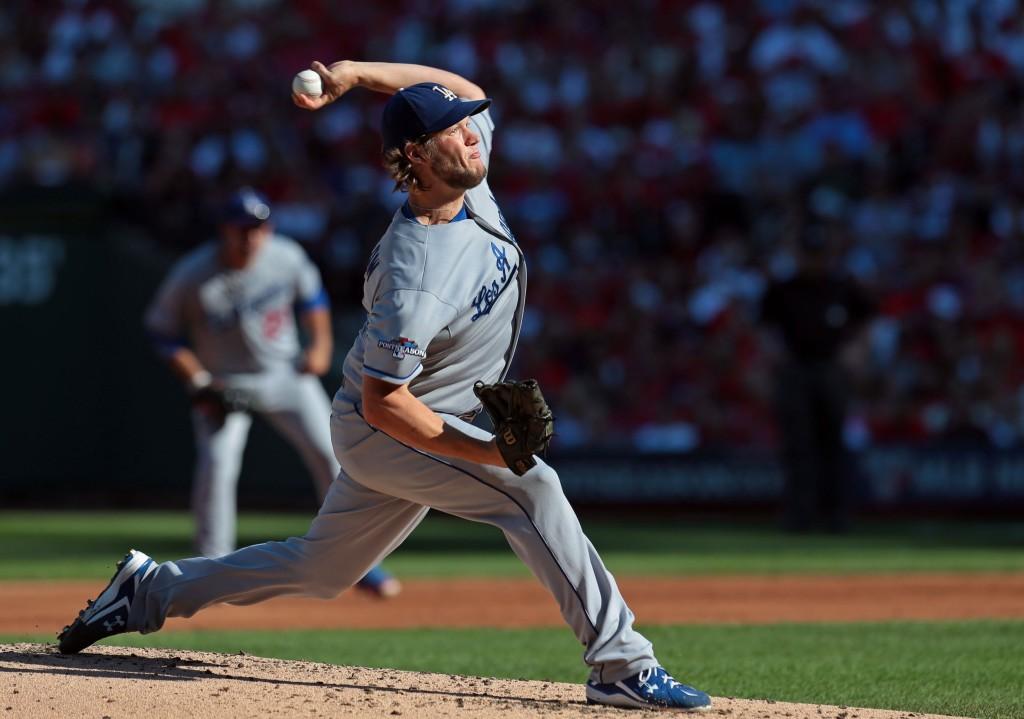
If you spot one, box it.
[145,235,327,376]
[339,110,526,415]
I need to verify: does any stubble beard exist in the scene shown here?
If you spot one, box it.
[433,155,487,190]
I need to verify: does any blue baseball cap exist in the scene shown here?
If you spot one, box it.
[221,187,272,227]
[381,83,491,151]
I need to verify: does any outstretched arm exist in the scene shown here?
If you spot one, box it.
[292,61,485,111]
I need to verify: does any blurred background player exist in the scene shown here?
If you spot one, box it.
[759,226,876,533]
[143,187,400,597]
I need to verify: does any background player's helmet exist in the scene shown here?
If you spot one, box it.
[221,187,272,227]
[381,83,491,150]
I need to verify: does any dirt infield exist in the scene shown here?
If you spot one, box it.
[0,644,966,718]
[2,573,1023,634]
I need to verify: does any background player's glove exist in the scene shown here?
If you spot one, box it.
[473,379,555,476]
[190,384,255,424]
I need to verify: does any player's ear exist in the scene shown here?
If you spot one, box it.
[404,140,429,167]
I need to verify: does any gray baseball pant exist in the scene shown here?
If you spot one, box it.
[129,397,658,684]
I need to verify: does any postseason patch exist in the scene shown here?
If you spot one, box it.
[378,337,426,360]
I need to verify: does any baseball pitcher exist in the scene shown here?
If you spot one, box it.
[59,65,710,712]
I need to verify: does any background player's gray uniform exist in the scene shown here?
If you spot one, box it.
[145,236,336,557]
[129,110,659,684]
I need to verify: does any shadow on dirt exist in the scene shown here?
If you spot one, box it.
[0,645,582,708]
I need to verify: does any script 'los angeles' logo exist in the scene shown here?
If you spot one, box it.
[471,243,516,321]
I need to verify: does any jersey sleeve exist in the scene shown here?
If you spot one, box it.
[292,243,329,313]
[362,289,457,384]
[469,108,495,168]
[143,269,189,355]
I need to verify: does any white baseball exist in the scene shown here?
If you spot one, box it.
[292,69,322,97]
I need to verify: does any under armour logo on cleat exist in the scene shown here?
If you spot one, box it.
[103,616,126,632]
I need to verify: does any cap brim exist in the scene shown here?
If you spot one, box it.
[421,97,492,136]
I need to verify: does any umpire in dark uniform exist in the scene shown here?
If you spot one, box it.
[760,226,875,533]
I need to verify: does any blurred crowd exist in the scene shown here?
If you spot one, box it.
[3,0,1024,451]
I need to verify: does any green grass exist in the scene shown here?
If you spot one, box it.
[4,622,1022,718]
[1,511,1023,580]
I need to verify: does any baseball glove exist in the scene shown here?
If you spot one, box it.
[473,379,554,476]
[191,385,255,422]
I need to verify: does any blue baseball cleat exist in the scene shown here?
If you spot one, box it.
[57,549,155,654]
[355,565,402,599]
[586,666,712,711]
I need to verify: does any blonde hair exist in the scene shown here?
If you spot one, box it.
[382,136,437,193]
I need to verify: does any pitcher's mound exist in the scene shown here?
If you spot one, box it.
[0,643,961,718]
